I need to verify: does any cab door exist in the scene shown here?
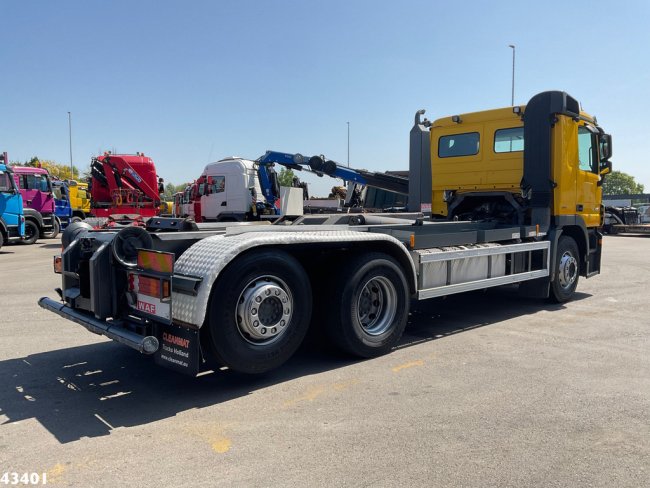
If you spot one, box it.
[576,124,601,228]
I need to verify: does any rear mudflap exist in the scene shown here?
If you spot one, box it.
[153,322,203,376]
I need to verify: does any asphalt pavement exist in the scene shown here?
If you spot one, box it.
[0,235,648,487]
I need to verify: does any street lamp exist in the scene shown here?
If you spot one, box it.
[347,121,350,167]
[508,44,515,106]
[67,112,73,178]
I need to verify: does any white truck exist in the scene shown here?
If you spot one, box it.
[40,91,613,376]
[198,158,270,222]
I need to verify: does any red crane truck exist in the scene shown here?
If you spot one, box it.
[89,152,164,219]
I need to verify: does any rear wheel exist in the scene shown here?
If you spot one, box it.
[22,220,39,245]
[550,236,580,303]
[43,218,60,239]
[326,253,409,358]
[205,250,312,374]
[71,216,83,224]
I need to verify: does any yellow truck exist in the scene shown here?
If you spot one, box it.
[41,90,612,376]
[66,180,91,220]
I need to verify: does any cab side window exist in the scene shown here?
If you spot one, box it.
[23,174,49,191]
[578,126,597,173]
[494,127,524,153]
[0,172,12,192]
[211,176,225,194]
[438,132,480,158]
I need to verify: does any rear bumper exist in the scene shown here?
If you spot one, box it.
[38,297,159,354]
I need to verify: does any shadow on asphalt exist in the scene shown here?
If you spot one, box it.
[0,286,590,443]
[37,243,63,249]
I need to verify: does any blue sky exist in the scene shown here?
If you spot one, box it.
[2,0,649,197]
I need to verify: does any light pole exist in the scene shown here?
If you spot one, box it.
[347,121,350,167]
[67,112,73,178]
[508,44,515,106]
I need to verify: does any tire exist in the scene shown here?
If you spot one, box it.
[205,250,312,374]
[326,253,409,358]
[71,216,83,224]
[43,218,60,239]
[0,231,4,250]
[22,220,39,245]
[550,236,580,303]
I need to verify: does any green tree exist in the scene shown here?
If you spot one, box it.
[12,157,83,181]
[602,170,645,195]
[278,168,295,187]
[164,182,177,199]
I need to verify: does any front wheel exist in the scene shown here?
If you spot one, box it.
[550,236,580,303]
[22,220,39,245]
[43,218,60,239]
[205,250,312,374]
[326,253,410,358]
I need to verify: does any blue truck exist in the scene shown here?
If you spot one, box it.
[0,152,25,249]
[52,179,75,233]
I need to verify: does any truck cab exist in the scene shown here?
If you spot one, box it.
[89,152,162,218]
[0,153,25,249]
[52,180,74,231]
[67,180,91,220]
[12,165,56,243]
[181,183,196,219]
[430,103,606,228]
[200,158,267,222]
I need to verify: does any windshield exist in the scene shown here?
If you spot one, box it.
[23,173,53,193]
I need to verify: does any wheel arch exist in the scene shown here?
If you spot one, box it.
[555,225,588,278]
[23,208,44,229]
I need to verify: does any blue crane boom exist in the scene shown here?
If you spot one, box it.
[254,150,409,207]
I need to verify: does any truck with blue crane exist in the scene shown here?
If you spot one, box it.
[41,91,613,376]
[195,151,410,222]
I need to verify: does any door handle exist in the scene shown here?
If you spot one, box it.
[221,201,227,206]
[576,204,584,212]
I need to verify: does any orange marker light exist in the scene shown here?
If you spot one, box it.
[137,249,174,273]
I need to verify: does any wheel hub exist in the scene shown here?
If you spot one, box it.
[237,277,292,344]
[356,276,397,336]
[558,252,578,289]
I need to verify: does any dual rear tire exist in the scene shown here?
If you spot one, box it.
[324,253,410,358]
[205,250,410,374]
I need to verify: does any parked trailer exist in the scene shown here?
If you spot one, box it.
[40,91,613,375]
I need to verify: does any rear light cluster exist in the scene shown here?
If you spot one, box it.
[53,255,62,274]
[127,273,171,299]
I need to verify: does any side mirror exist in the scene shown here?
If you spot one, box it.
[600,133,612,161]
[600,159,612,176]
